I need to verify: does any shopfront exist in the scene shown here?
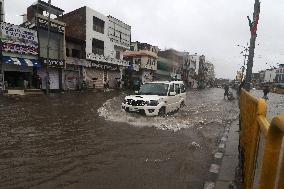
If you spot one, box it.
[63,66,80,90]
[90,61,120,89]
[0,22,40,91]
[37,58,64,90]
[86,53,129,89]
[2,56,41,90]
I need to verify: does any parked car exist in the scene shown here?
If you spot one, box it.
[121,81,186,116]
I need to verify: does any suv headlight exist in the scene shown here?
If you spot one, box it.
[148,100,159,106]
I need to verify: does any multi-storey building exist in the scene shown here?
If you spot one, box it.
[203,61,215,86]
[263,68,276,84]
[107,16,131,58]
[252,73,260,87]
[186,54,207,88]
[25,0,66,91]
[259,70,265,84]
[0,23,39,92]
[158,49,183,80]
[155,57,173,81]
[59,6,130,89]
[123,41,158,85]
[275,64,284,87]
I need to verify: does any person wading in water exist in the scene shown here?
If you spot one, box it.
[224,84,229,99]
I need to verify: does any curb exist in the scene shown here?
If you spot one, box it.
[203,125,231,189]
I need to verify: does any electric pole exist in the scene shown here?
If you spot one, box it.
[46,0,51,94]
[244,0,260,91]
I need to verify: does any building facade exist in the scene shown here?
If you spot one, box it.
[252,73,260,87]
[123,41,158,86]
[59,6,130,89]
[259,70,265,84]
[203,61,215,86]
[155,57,173,81]
[158,49,183,80]
[275,64,284,87]
[25,0,66,91]
[187,54,199,88]
[263,68,276,84]
[0,23,40,91]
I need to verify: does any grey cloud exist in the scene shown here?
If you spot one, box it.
[5,0,284,79]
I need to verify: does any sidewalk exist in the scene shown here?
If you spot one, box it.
[204,120,241,189]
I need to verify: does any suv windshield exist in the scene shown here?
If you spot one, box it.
[140,83,169,96]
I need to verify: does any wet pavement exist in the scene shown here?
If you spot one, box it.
[251,90,284,121]
[0,88,239,189]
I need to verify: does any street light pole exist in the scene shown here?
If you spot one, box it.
[46,0,51,94]
[244,0,260,91]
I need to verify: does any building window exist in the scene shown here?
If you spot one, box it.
[175,84,180,94]
[116,51,120,59]
[92,38,104,55]
[66,48,69,57]
[93,17,105,34]
[169,84,174,93]
[72,49,81,58]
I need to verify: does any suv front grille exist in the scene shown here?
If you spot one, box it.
[127,99,145,106]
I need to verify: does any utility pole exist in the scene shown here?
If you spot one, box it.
[46,0,51,94]
[244,0,260,91]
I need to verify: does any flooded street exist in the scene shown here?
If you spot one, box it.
[0,88,239,189]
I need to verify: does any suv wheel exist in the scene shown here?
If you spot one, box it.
[158,107,166,116]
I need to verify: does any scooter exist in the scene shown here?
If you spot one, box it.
[228,91,235,100]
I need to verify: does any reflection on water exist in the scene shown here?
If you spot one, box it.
[0,88,241,189]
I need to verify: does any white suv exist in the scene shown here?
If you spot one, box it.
[122,81,186,116]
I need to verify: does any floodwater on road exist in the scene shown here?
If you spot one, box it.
[99,89,238,131]
[0,88,238,189]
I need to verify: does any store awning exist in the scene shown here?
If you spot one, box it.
[2,56,41,68]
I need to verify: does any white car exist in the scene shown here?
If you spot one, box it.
[121,81,186,116]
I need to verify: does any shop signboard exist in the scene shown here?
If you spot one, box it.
[0,22,38,55]
[40,58,65,68]
[87,53,129,67]
[66,57,92,67]
[91,61,119,71]
[37,16,65,34]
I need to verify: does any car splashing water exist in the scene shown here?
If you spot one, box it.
[98,88,239,132]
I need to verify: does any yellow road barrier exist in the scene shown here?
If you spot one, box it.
[240,89,284,189]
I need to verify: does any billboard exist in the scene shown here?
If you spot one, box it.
[0,22,38,55]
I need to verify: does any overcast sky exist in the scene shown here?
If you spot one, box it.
[4,0,284,79]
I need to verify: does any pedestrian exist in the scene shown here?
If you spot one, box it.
[104,80,109,92]
[263,86,270,100]
[224,84,229,99]
[117,79,121,89]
